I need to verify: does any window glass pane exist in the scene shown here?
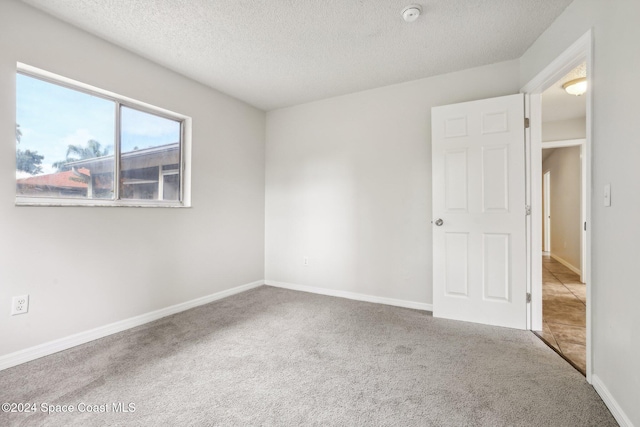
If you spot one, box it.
[163,173,179,201]
[120,106,181,201]
[15,73,115,199]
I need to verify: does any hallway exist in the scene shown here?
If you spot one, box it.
[537,254,586,374]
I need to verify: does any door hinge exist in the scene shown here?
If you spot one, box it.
[526,293,532,303]
[524,117,530,129]
[584,222,587,231]
[525,205,531,216]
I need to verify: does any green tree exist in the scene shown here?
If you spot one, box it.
[16,150,44,174]
[53,139,111,171]
[16,123,44,175]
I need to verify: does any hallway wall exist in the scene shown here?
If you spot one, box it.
[542,146,582,271]
[542,117,586,142]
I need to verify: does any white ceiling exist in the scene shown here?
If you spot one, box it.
[21,0,573,111]
[542,62,587,122]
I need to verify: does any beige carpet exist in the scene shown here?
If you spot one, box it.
[0,286,616,426]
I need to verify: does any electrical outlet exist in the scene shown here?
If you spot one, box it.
[303,256,309,266]
[11,295,29,316]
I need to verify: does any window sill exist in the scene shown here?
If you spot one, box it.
[15,197,190,208]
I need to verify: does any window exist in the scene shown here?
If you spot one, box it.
[15,64,190,207]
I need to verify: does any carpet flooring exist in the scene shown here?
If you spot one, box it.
[0,286,617,426]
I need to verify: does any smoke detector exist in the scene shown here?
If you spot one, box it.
[402,5,422,22]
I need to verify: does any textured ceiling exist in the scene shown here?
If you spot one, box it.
[21,0,573,110]
[542,62,587,122]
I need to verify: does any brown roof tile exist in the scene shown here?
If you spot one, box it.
[16,168,90,189]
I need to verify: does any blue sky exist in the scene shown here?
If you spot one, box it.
[16,73,180,175]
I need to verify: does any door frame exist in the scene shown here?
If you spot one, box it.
[543,170,550,253]
[521,29,593,382]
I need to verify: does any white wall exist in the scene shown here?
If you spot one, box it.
[0,1,265,356]
[542,117,586,142]
[521,0,640,424]
[265,61,520,304]
[542,147,582,271]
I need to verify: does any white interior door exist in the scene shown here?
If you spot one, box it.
[431,94,527,330]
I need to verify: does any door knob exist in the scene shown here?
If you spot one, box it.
[434,218,444,226]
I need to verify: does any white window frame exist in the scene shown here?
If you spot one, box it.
[15,63,192,208]
[159,168,180,201]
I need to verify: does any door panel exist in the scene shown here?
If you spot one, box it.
[432,93,526,329]
[482,146,509,212]
[445,232,469,296]
[445,150,468,212]
[483,233,510,301]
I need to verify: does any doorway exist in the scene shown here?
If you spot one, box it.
[538,65,587,374]
[431,30,593,378]
[539,140,586,373]
[521,30,592,379]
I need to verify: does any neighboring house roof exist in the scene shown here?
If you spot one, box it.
[16,143,179,191]
[16,168,90,189]
[66,143,180,175]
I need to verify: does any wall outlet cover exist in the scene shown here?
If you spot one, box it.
[11,295,29,315]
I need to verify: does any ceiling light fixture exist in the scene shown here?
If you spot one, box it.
[402,5,422,23]
[562,77,587,96]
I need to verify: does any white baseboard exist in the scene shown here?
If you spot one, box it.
[550,253,581,276]
[0,280,264,372]
[265,280,433,311]
[592,374,634,427]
